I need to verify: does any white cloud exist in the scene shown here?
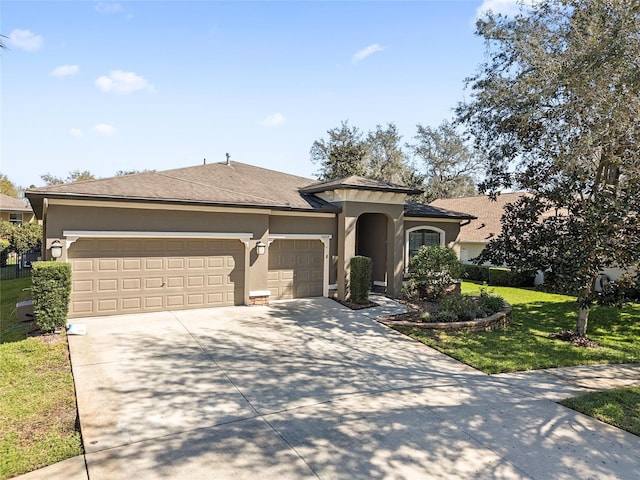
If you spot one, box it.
[95,70,156,94]
[352,44,384,64]
[95,2,125,14]
[51,65,79,77]
[69,128,84,138]
[260,113,286,128]
[8,29,43,52]
[92,124,117,136]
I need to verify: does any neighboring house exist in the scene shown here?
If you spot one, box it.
[431,192,627,284]
[26,161,473,318]
[0,193,36,225]
[430,192,526,265]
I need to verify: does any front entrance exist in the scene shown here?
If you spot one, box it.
[355,213,388,290]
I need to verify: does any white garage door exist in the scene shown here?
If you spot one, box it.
[68,238,245,318]
[267,239,324,300]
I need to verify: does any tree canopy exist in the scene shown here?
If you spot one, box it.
[0,173,19,198]
[40,170,97,186]
[410,121,481,202]
[457,0,640,335]
[310,121,475,200]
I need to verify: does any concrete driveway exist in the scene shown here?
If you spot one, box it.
[64,297,638,479]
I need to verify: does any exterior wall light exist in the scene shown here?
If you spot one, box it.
[256,241,266,256]
[50,240,63,259]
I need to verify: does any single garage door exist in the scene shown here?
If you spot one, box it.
[68,238,245,318]
[267,239,323,300]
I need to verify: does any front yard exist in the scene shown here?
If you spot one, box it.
[396,281,640,374]
[0,277,82,480]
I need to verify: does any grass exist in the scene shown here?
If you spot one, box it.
[1,276,33,342]
[0,278,82,479]
[560,387,640,436]
[396,281,640,374]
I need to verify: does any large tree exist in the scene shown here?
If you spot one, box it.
[457,0,640,336]
[0,173,19,198]
[410,121,481,202]
[366,123,423,187]
[40,170,96,186]
[310,121,369,181]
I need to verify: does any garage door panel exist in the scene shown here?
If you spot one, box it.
[268,239,323,300]
[69,238,245,317]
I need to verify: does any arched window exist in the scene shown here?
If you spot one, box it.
[405,226,446,268]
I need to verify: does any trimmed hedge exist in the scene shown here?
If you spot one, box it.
[461,264,535,288]
[32,261,72,332]
[350,256,372,304]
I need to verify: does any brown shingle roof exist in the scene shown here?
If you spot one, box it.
[26,161,339,214]
[302,176,422,195]
[0,193,31,212]
[430,192,528,243]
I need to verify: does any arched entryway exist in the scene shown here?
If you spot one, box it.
[356,213,390,291]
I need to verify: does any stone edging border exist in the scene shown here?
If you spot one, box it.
[378,303,512,332]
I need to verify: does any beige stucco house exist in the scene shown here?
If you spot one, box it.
[0,193,36,225]
[26,161,473,318]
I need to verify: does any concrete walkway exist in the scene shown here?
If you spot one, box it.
[14,297,640,479]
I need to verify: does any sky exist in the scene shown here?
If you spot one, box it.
[1,0,520,189]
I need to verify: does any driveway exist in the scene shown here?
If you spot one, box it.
[64,297,638,479]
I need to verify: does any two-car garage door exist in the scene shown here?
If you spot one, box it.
[68,238,244,318]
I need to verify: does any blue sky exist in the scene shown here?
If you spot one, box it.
[1,0,517,189]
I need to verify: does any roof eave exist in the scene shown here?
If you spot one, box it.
[25,191,341,214]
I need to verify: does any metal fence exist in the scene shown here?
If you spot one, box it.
[0,251,41,281]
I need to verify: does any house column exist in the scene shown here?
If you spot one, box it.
[337,211,357,300]
[386,216,405,298]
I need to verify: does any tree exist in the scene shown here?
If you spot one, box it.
[409,121,480,202]
[310,121,369,180]
[457,0,640,336]
[41,170,96,186]
[0,173,19,198]
[366,123,422,186]
[0,220,42,255]
[115,169,154,176]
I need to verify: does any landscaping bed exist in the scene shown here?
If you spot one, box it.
[395,282,640,374]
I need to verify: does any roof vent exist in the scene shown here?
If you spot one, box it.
[225,153,230,165]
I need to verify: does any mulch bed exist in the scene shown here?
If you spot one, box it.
[549,330,600,348]
[332,298,379,310]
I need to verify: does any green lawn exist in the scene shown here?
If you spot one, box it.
[397,282,640,374]
[561,387,640,436]
[0,278,82,479]
[0,276,33,342]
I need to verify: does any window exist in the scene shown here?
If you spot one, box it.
[408,230,441,259]
[405,226,446,270]
[9,213,23,225]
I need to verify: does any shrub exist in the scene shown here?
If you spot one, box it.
[488,267,535,287]
[479,287,505,314]
[431,310,459,323]
[408,246,462,301]
[0,238,9,267]
[32,261,72,332]
[350,256,372,305]
[438,293,483,321]
[461,264,491,282]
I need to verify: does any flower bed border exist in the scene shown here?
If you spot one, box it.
[378,303,512,332]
